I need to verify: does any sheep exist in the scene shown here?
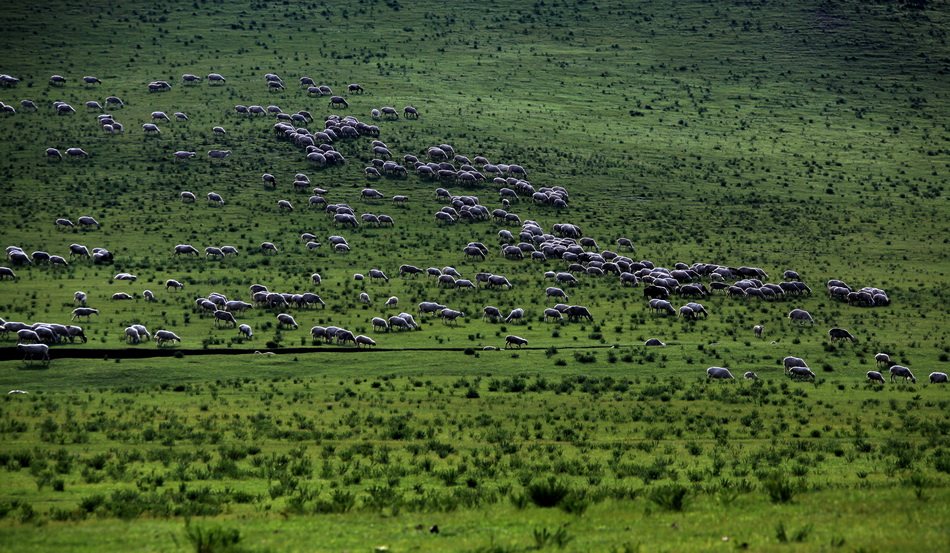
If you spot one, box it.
[545,287,569,302]
[753,325,764,339]
[113,273,136,281]
[0,266,16,280]
[369,269,389,283]
[543,308,563,322]
[782,356,808,374]
[55,218,74,229]
[125,326,141,343]
[828,328,856,344]
[143,290,155,301]
[71,308,99,321]
[278,200,294,211]
[355,335,377,348]
[277,313,298,329]
[17,344,50,362]
[644,338,666,346]
[787,309,814,324]
[788,366,817,380]
[78,216,100,227]
[46,147,63,160]
[159,279,183,292]
[261,242,279,254]
[66,325,86,343]
[112,292,133,300]
[213,310,238,327]
[930,372,948,384]
[208,150,232,161]
[488,275,513,290]
[743,372,759,380]
[173,244,199,257]
[155,330,181,346]
[418,302,447,316]
[889,365,916,384]
[439,308,465,324]
[867,371,886,384]
[208,73,226,84]
[175,152,197,161]
[479,306,501,322]
[49,255,68,267]
[74,291,87,305]
[212,126,226,135]
[505,308,525,324]
[207,192,225,205]
[388,316,411,331]
[398,313,419,329]
[16,329,40,344]
[105,96,124,107]
[404,106,419,118]
[706,367,735,380]
[504,335,528,349]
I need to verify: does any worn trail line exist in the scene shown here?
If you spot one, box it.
[0,344,622,361]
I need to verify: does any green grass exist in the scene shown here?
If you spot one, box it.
[0,0,949,550]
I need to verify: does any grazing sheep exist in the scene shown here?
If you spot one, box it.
[125,326,141,343]
[505,308,525,323]
[74,291,87,305]
[0,267,16,280]
[261,242,279,254]
[208,150,231,161]
[867,371,886,384]
[78,216,100,227]
[482,306,502,321]
[113,273,136,281]
[143,290,155,301]
[543,308,563,322]
[165,279,185,291]
[173,244,199,257]
[359,292,371,304]
[18,344,50,362]
[439,308,465,324]
[828,328,856,344]
[788,366,817,380]
[207,192,225,205]
[369,269,389,283]
[644,338,665,346]
[355,335,376,347]
[277,313,298,329]
[929,372,948,384]
[213,310,238,327]
[706,367,735,380]
[208,73,226,84]
[237,324,253,339]
[155,330,181,346]
[787,309,814,324]
[112,292,133,300]
[71,308,99,321]
[889,365,916,384]
[372,317,390,332]
[782,356,808,374]
[278,200,293,211]
[874,353,891,367]
[743,372,759,380]
[174,151,197,161]
[504,335,528,349]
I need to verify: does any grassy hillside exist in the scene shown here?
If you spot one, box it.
[0,0,948,550]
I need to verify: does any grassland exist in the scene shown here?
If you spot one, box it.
[0,0,949,550]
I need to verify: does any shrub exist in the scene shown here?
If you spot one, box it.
[648,484,690,511]
[763,473,797,504]
[184,522,242,553]
[526,477,572,508]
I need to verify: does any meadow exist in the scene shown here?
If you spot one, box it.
[0,0,948,550]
